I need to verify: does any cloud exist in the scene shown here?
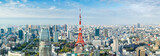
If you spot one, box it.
[49,6,56,10]
[22,0,27,3]
[0,0,160,24]
[0,1,2,4]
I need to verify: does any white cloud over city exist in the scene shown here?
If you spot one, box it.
[0,0,160,24]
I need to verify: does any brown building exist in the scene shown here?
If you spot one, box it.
[155,40,160,46]
[136,47,145,56]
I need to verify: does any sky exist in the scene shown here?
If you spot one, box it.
[0,0,160,25]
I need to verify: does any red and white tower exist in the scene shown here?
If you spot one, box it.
[75,9,85,46]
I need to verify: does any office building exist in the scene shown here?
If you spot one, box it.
[24,31,29,42]
[18,30,24,40]
[136,47,145,56]
[54,32,58,42]
[39,28,51,56]
[54,25,58,32]
[95,28,99,36]
[103,29,108,39]
[39,41,52,56]
[64,24,67,31]
[1,29,4,33]
[88,33,91,40]
[131,26,134,33]
[137,23,140,28]
[40,29,50,42]
[112,37,119,52]
[7,28,12,34]
[49,26,53,37]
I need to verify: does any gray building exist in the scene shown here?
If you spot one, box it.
[39,28,52,56]
[40,29,50,42]
[39,41,52,56]
[54,32,58,42]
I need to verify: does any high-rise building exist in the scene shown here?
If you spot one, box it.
[1,29,4,33]
[40,29,50,42]
[25,31,29,42]
[39,28,51,56]
[64,24,67,31]
[67,30,70,38]
[54,32,58,42]
[136,47,145,56]
[127,37,131,44]
[95,28,99,36]
[32,33,36,38]
[49,26,53,37]
[54,25,58,32]
[39,41,52,56]
[67,30,73,41]
[88,33,91,40]
[137,23,140,28]
[67,30,71,40]
[103,29,108,39]
[7,28,12,34]
[26,25,32,32]
[18,30,24,40]
[131,26,134,33]
[112,36,119,52]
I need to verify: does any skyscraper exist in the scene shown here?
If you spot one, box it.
[103,29,108,39]
[7,28,12,34]
[25,31,29,43]
[49,26,53,37]
[54,25,58,32]
[39,41,52,56]
[67,30,73,41]
[95,28,99,36]
[88,33,91,40]
[137,23,140,28]
[40,29,50,42]
[131,26,135,33]
[1,29,4,33]
[54,32,58,42]
[64,24,67,31]
[112,36,119,52]
[39,28,51,56]
[32,33,36,38]
[18,30,24,40]
[67,30,71,40]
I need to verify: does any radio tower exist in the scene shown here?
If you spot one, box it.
[75,9,85,46]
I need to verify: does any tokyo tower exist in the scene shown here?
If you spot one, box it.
[75,9,85,46]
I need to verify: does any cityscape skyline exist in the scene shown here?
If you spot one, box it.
[0,0,160,24]
[1,0,160,56]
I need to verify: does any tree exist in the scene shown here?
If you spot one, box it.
[17,47,22,50]
[26,53,30,56]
